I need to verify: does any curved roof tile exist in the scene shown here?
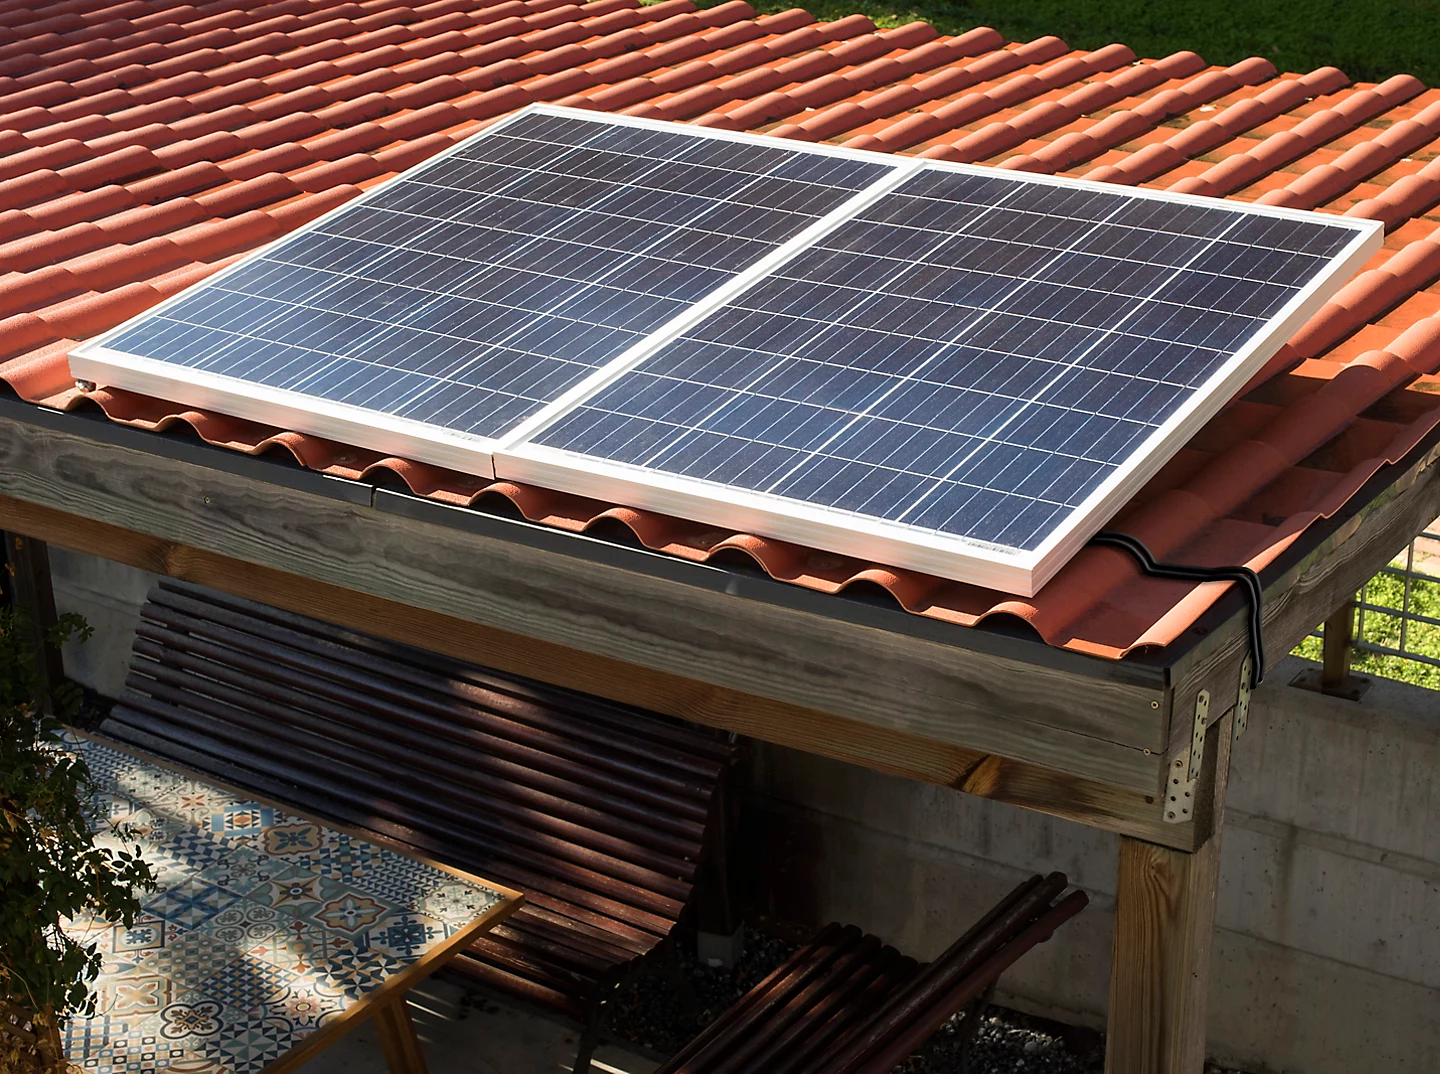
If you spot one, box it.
[1,0,1438,660]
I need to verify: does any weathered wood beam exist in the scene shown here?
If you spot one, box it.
[0,409,1165,794]
[0,493,1201,848]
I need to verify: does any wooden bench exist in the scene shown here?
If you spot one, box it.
[99,579,739,1072]
[655,872,1087,1074]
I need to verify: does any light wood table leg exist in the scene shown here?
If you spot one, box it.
[1105,711,1232,1074]
[375,994,428,1074]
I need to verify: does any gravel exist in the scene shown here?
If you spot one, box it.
[601,923,1251,1074]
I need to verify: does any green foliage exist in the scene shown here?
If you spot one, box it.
[1294,563,1440,690]
[0,607,155,1060]
[652,0,1440,87]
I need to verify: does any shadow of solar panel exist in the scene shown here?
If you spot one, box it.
[516,166,1378,592]
[94,109,893,442]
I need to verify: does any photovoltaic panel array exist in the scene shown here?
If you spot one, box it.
[86,110,895,443]
[74,105,1381,594]
[505,164,1379,592]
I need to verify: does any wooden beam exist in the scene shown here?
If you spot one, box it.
[0,493,1207,849]
[374,995,428,1074]
[0,410,1165,793]
[1106,710,1233,1074]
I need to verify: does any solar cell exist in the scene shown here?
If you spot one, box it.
[501,165,1381,594]
[71,106,898,466]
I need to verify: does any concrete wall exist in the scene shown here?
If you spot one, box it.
[49,546,161,699]
[747,660,1440,1074]
[49,550,1440,1072]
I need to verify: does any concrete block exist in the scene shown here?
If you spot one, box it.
[47,547,160,698]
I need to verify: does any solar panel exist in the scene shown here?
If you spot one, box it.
[73,105,1380,595]
[498,165,1381,595]
[70,106,900,470]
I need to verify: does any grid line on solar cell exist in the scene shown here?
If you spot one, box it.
[530,169,1360,554]
[102,110,893,440]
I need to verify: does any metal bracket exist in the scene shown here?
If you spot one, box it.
[1233,654,1253,742]
[1164,689,1209,824]
[1164,755,1196,824]
[1187,688,1210,781]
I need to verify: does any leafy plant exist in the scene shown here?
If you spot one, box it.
[0,608,156,1072]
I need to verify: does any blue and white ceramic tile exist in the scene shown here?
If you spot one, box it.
[61,732,508,1073]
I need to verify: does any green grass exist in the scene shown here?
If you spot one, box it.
[1292,563,1440,691]
[671,0,1440,86]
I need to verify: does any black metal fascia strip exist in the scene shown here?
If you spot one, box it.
[1089,531,1265,687]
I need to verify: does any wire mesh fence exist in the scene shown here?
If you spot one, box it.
[1296,519,1440,690]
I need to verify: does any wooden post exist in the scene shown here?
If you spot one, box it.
[4,532,64,714]
[374,994,428,1074]
[1320,599,1355,692]
[1105,711,1232,1074]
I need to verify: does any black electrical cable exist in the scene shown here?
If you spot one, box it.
[1089,531,1265,687]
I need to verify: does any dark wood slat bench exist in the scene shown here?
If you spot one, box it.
[656,873,1087,1074]
[99,578,739,1072]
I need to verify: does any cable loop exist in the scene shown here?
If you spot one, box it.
[1090,531,1264,687]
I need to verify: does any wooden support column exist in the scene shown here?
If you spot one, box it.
[4,532,64,713]
[374,994,428,1074]
[1106,711,1233,1074]
[1321,599,1355,692]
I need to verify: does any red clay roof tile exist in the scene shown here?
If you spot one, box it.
[4,0,1440,660]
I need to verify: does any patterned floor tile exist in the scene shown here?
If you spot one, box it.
[196,957,302,1019]
[136,927,242,987]
[314,947,409,1002]
[108,914,177,957]
[64,1010,122,1059]
[359,911,447,960]
[416,880,507,933]
[310,830,381,884]
[245,919,355,977]
[199,1018,295,1068]
[208,802,277,842]
[71,1011,195,1072]
[167,828,255,871]
[260,819,327,860]
[193,843,280,897]
[143,877,241,931]
[264,978,346,1030]
[96,973,174,1020]
[63,734,512,1073]
[196,899,285,948]
[349,851,447,905]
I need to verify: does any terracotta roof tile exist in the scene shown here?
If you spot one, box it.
[4,0,1440,660]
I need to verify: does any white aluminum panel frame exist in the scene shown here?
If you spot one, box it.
[495,163,1383,595]
[69,103,912,477]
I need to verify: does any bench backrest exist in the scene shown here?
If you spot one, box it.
[102,579,737,971]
